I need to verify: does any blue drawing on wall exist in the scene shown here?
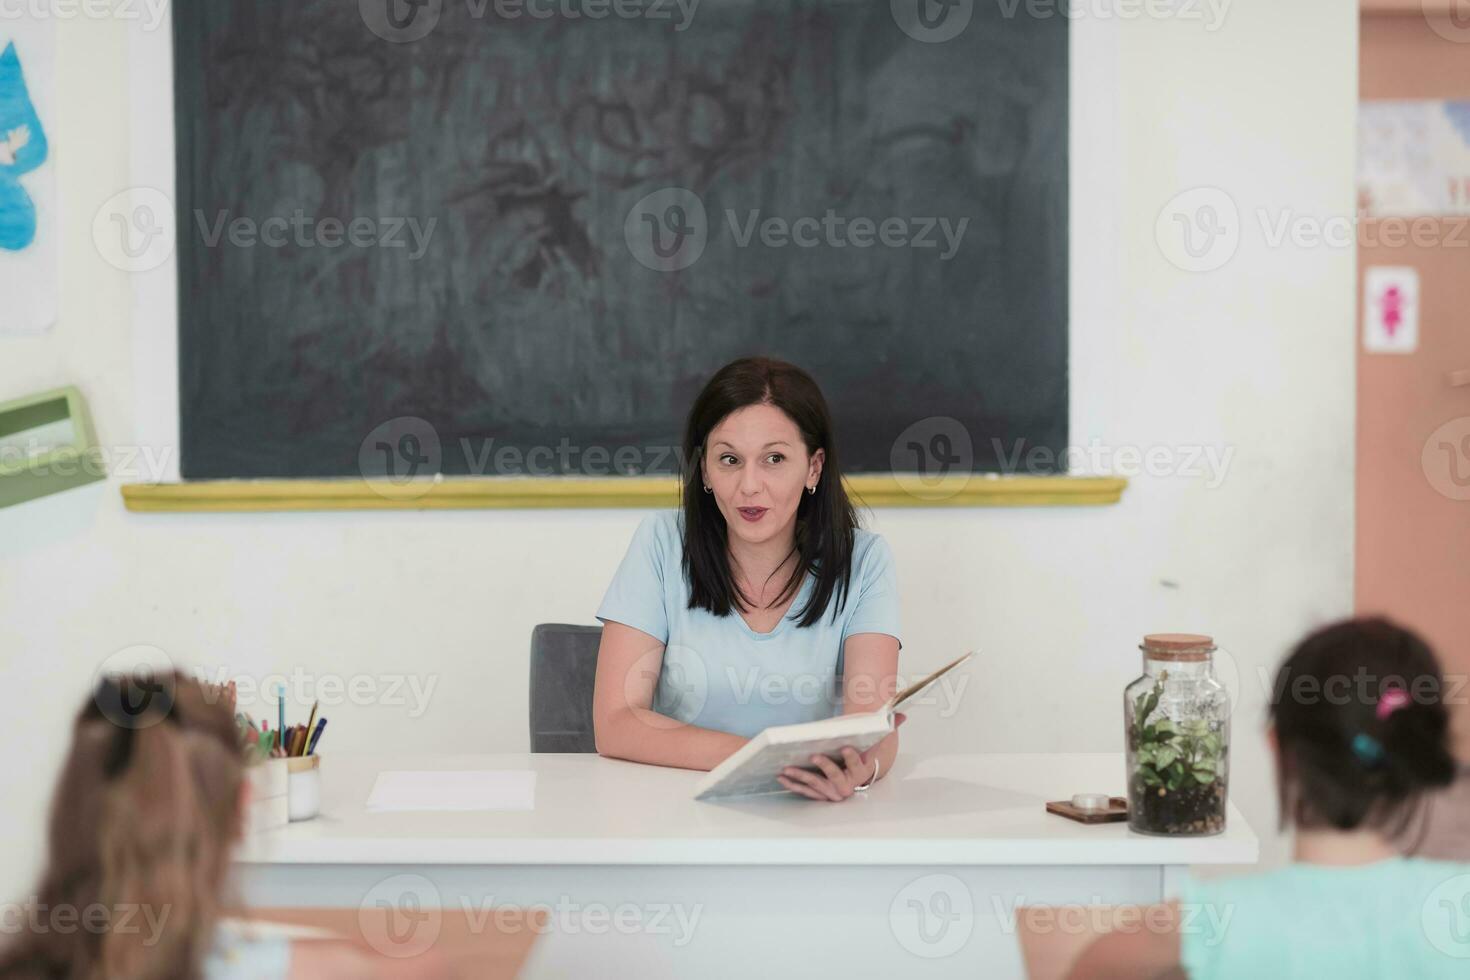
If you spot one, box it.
[0,41,48,252]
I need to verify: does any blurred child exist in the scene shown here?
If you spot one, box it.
[0,672,448,980]
[1031,617,1470,979]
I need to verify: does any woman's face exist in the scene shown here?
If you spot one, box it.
[702,403,824,550]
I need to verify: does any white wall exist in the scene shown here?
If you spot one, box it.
[0,1,1357,898]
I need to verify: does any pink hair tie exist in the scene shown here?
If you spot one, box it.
[1376,687,1410,721]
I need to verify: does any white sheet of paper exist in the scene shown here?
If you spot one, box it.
[365,770,536,812]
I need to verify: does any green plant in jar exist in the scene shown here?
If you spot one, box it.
[1124,633,1230,836]
[1130,674,1225,794]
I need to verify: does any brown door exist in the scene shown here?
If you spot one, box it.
[1358,8,1470,758]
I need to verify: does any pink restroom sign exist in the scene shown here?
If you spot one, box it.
[1363,266,1420,354]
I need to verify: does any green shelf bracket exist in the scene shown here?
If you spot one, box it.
[0,386,106,509]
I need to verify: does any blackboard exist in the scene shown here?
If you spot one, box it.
[174,0,1067,481]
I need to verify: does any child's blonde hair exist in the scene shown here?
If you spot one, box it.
[0,672,244,980]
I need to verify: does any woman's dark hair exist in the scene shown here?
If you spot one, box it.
[680,356,859,628]
[1268,617,1457,838]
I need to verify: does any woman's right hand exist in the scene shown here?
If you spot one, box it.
[777,713,906,802]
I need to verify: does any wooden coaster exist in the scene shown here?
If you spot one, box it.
[1045,796,1129,823]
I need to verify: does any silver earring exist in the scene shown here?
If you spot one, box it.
[703,485,713,494]
[806,485,816,495]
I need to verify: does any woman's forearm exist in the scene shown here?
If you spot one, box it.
[594,707,749,771]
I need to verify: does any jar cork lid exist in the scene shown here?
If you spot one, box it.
[1141,633,1216,661]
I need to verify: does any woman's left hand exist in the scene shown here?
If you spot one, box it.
[777,745,878,803]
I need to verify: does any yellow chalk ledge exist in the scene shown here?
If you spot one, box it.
[121,475,1126,512]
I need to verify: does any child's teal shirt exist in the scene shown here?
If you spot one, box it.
[1179,857,1470,979]
[596,511,902,738]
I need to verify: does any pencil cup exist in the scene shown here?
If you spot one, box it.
[245,758,289,833]
[287,754,321,822]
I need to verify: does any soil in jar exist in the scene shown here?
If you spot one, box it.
[1128,777,1226,836]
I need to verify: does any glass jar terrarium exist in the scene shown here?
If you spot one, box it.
[1124,633,1229,836]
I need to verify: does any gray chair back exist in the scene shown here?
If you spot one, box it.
[529,623,603,752]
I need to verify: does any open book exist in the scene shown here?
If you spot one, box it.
[693,651,974,801]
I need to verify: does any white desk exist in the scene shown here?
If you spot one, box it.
[238,752,1257,979]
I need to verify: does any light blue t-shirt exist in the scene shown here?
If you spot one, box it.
[596,511,902,738]
[204,924,291,980]
[1179,858,1470,980]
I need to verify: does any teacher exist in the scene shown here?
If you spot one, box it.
[592,357,904,802]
